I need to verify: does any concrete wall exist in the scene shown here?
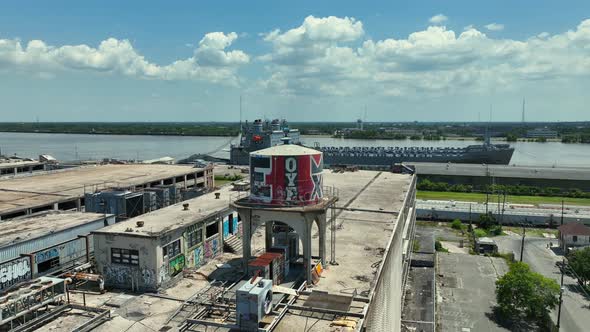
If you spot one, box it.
[561,234,590,247]
[94,234,160,291]
[93,209,236,291]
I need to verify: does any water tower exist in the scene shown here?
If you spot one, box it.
[231,144,338,284]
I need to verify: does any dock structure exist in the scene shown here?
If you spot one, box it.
[0,164,214,220]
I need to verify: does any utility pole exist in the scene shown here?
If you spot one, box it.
[501,191,506,224]
[556,258,566,330]
[520,225,526,262]
[561,200,565,226]
[485,184,490,216]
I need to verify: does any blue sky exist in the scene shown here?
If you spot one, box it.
[1,1,589,122]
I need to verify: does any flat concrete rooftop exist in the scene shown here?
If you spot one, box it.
[0,160,43,169]
[93,185,234,237]
[275,170,412,331]
[32,170,413,332]
[0,164,205,216]
[409,162,590,181]
[0,210,107,249]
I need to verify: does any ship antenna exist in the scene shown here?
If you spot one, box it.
[521,98,525,123]
[485,104,492,146]
[239,95,243,132]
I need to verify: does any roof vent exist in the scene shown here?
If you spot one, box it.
[136,221,144,227]
[125,227,133,232]
[215,192,221,199]
[183,203,190,210]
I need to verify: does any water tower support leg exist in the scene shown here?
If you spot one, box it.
[318,214,327,266]
[303,220,313,285]
[240,210,253,272]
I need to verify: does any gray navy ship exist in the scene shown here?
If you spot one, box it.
[230,119,515,166]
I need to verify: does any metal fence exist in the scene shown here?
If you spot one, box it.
[364,174,416,332]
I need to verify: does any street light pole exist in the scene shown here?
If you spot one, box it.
[557,286,564,331]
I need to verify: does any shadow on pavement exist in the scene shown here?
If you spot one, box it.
[485,307,551,332]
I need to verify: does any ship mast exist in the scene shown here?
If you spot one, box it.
[238,95,243,143]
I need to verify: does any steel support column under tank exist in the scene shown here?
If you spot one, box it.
[234,205,331,285]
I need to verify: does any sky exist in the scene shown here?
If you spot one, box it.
[1,0,590,122]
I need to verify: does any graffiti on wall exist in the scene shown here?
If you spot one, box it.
[142,267,155,286]
[193,246,203,268]
[35,248,59,264]
[233,215,239,236]
[159,263,168,283]
[223,219,230,239]
[0,257,31,291]
[204,238,219,258]
[169,254,185,276]
[104,265,131,285]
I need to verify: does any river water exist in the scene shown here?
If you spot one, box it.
[0,132,588,167]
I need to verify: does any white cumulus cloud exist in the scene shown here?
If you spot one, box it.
[257,16,590,98]
[429,14,448,25]
[0,32,249,84]
[485,23,505,31]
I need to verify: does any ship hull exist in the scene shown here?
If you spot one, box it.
[230,146,514,166]
[322,148,514,166]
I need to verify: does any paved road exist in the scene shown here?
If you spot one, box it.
[495,235,590,332]
[438,253,510,332]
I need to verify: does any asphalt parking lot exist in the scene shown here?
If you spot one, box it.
[437,253,510,332]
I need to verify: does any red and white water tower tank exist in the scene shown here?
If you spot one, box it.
[249,144,323,205]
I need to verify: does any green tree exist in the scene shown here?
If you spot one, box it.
[567,247,590,286]
[496,262,560,319]
[506,134,518,142]
[478,212,496,229]
[451,219,462,230]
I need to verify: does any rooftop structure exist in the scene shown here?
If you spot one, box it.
[558,222,590,236]
[558,222,590,252]
[0,210,109,251]
[0,163,213,220]
[0,156,47,176]
[0,211,115,292]
[93,185,234,238]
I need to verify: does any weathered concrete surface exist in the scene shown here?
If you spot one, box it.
[437,253,510,332]
[0,163,210,217]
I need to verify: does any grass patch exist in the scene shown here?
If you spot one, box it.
[435,238,449,252]
[503,226,558,237]
[474,229,488,238]
[412,239,420,252]
[214,174,243,187]
[416,190,590,206]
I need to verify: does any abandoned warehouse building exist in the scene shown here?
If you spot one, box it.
[92,185,241,291]
[0,211,116,293]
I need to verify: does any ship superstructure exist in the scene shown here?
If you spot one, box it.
[230,119,301,165]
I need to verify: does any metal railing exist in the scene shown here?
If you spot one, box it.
[228,186,339,209]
